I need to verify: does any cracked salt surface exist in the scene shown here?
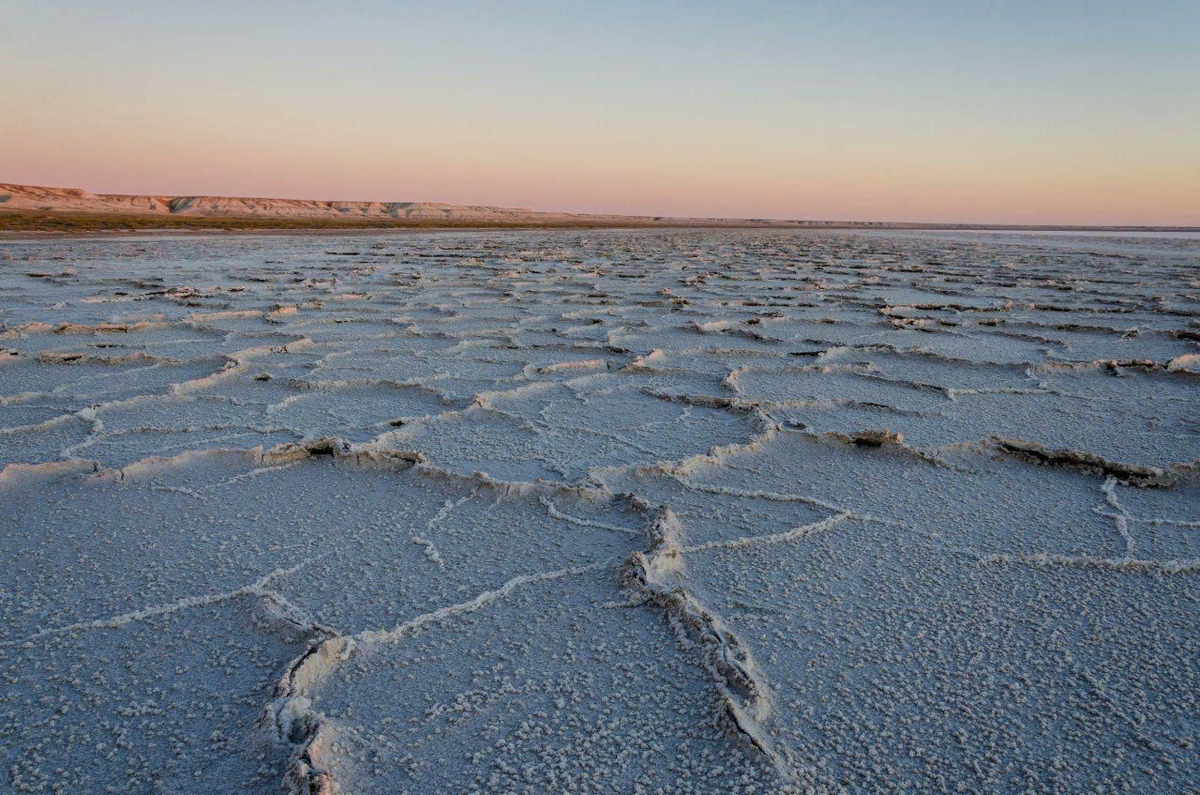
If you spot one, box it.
[1,229,1198,794]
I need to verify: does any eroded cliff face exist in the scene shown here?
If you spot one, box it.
[0,182,555,220]
[2,229,1198,794]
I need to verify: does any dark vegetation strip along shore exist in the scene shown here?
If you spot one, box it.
[2,210,1197,234]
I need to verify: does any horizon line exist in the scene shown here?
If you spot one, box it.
[2,181,1197,233]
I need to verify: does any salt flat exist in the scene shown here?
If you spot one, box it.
[1,229,1198,794]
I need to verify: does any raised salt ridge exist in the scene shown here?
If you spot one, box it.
[1,229,1198,793]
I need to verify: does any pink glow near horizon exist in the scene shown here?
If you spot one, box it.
[9,132,1196,226]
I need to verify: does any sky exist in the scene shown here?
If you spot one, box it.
[2,0,1198,224]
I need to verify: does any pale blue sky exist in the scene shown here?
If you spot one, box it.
[3,1,1198,223]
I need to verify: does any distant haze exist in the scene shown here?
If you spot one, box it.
[3,0,1198,226]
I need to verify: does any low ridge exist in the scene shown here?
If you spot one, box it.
[2,182,1196,231]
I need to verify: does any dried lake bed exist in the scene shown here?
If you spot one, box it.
[1,229,1198,794]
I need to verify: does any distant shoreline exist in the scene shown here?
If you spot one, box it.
[3,211,1198,237]
[1,183,1196,234]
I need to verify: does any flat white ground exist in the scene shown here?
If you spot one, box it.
[1,229,1198,794]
